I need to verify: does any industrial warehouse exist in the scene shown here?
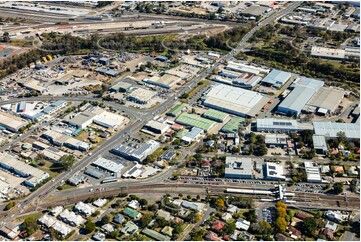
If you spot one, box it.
[278,78,325,116]
[0,1,359,240]
[202,84,269,117]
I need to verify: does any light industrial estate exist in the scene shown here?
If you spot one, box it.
[0,1,358,242]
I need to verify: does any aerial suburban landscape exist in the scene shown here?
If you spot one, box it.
[0,0,359,241]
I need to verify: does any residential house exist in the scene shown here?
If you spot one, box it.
[113,214,125,224]
[235,218,250,231]
[161,226,174,237]
[221,213,233,222]
[101,224,115,234]
[121,221,139,235]
[287,226,301,239]
[295,211,313,220]
[128,200,140,210]
[92,232,106,241]
[322,228,334,240]
[325,221,338,231]
[123,207,142,220]
[205,231,223,241]
[212,220,225,231]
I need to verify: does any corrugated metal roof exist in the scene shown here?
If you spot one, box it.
[313,122,360,139]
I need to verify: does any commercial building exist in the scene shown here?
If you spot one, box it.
[0,180,10,194]
[181,127,204,145]
[278,78,324,116]
[91,157,124,175]
[175,113,216,132]
[304,162,322,183]
[95,68,119,77]
[311,46,345,59]
[265,134,288,147]
[305,87,345,115]
[202,109,228,122]
[93,111,125,129]
[256,118,313,133]
[41,147,67,163]
[111,140,160,162]
[0,153,49,187]
[313,122,360,140]
[143,120,170,134]
[225,157,253,179]
[261,69,292,89]
[313,135,328,154]
[42,100,67,114]
[127,88,156,104]
[263,162,286,180]
[159,150,176,162]
[65,111,97,129]
[143,74,181,89]
[42,130,91,151]
[122,164,144,178]
[0,111,28,132]
[214,71,262,88]
[225,61,269,75]
[203,84,268,117]
[84,168,103,179]
[111,82,132,93]
[240,5,270,17]
[221,117,245,133]
[166,104,185,117]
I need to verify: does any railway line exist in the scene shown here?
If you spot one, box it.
[25,183,359,214]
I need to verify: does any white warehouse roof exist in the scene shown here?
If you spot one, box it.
[203,84,268,117]
[313,122,360,139]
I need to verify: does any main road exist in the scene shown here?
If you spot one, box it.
[0,1,303,219]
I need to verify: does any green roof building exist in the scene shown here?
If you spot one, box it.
[221,117,245,133]
[166,104,185,117]
[121,221,139,235]
[123,207,141,219]
[202,109,228,122]
[175,113,216,132]
[142,228,170,241]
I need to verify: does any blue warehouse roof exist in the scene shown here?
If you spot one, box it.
[261,69,292,87]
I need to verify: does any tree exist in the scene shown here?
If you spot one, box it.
[244,209,257,223]
[23,216,39,235]
[275,201,287,233]
[195,214,203,223]
[101,215,110,225]
[337,131,347,144]
[215,198,225,209]
[302,217,317,236]
[3,32,10,42]
[140,214,152,228]
[333,182,344,195]
[109,230,120,239]
[84,220,96,233]
[223,222,236,235]
[139,198,148,207]
[4,201,16,211]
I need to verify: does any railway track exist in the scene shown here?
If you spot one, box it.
[26,183,359,213]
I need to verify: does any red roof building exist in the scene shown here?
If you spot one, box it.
[212,220,225,231]
[205,231,223,241]
[201,160,211,168]
[322,228,334,240]
[171,123,183,131]
[295,211,313,220]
